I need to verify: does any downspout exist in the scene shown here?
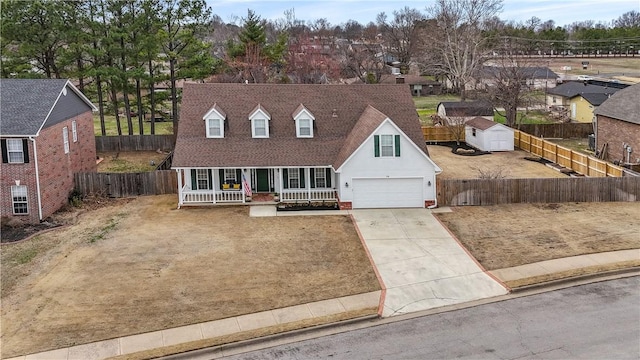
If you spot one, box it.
[29,137,43,221]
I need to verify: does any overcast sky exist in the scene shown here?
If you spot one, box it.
[208,0,639,27]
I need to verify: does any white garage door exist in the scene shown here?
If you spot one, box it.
[352,178,424,209]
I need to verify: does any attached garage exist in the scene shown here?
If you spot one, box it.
[352,178,424,208]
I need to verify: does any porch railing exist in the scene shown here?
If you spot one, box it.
[216,190,244,202]
[281,189,336,202]
[181,188,244,204]
[182,189,215,203]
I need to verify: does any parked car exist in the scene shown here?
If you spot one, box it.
[577,75,593,81]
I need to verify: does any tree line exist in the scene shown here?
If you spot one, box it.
[2,0,638,135]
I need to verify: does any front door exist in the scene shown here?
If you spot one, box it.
[256,169,270,192]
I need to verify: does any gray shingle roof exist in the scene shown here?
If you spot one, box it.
[0,79,70,136]
[172,84,426,168]
[572,93,611,106]
[438,101,494,117]
[547,81,621,98]
[594,83,640,125]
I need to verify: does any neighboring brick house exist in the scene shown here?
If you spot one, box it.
[594,83,640,164]
[1,79,97,223]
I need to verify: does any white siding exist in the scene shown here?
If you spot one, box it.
[338,121,439,206]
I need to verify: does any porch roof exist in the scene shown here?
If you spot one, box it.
[173,84,428,168]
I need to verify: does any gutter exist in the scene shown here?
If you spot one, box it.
[28,137,43,221]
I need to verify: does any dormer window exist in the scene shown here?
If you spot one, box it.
[293,104,314,138]
[203,103,226,138]
[249,104,270,138]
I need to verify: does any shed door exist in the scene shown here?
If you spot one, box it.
[352,178,424,209]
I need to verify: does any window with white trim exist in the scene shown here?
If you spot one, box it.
[7,139,24,163]
[314,168,326,188]
[380,135,394,157]
[253,118,267,137]
[196,169,209,190]
[224,169,237,183]
[288,168,300,188]
[72,120,78,142]
[296,117,313,137]
[63,127,69,154]
[11,185,28,214]
[207,118,223,138]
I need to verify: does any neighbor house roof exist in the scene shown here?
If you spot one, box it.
[378,74,441,86]
[438,101,494,117]
[594,83,640,125]
[547,81,623,98]
[480,66,559,79]
[173,84,425,168]
[0,79,97,136]
[570,93,612,106]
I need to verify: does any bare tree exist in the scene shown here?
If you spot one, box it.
[433,114,466,145]
[339,42,386,83]
[479,38,547,128]
[377,7,425,72]
[422,0,503,100]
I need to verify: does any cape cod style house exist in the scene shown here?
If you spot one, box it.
[172,84,442,209]
[1,79,97,223]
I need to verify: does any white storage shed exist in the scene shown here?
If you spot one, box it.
[465,117,514,152]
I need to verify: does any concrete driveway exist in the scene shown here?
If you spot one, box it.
[351,209,508,317]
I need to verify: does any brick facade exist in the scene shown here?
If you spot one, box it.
[596,115,640,163]
[1,111,96,223]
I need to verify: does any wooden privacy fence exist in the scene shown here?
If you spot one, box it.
[423,126,464,142]
[517,123,593,138]
[75,170,177,198]
[514,130,623,177]
[95,135,175,152]
[437,177,640,206]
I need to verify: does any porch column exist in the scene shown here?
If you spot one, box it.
[212,168,217,204]
[279,167,283,196]
[176,169,183,208]
[306,167,311,201]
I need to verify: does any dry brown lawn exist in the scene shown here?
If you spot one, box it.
[436,202,640,270]
[428,144,567,180]
[97,151,169,172]
[0,195,380,358]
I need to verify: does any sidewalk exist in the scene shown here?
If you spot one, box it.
[490,249,640,286]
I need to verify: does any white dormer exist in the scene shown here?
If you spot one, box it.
[203,103,226,138]
[249,104,270,138]
[293,104,314,138]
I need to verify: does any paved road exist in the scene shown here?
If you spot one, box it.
[222,277,640,360]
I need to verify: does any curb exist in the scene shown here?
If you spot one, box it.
[509,267,640,293]
[160,314,380,360]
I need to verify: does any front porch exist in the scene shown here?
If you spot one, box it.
[176,167,337,207]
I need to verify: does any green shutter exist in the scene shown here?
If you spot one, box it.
[325,168,332,187]
[218,169,224,189]
[207,169,213,189]
[191,169,197,189]
[394,135,401,157]
[299,168,305,188]
[310,168,316,188]
[374,135,380,157]
[235,169,241,183]
[283,168,289,189]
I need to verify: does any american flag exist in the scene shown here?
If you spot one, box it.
[242,173,252,196]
